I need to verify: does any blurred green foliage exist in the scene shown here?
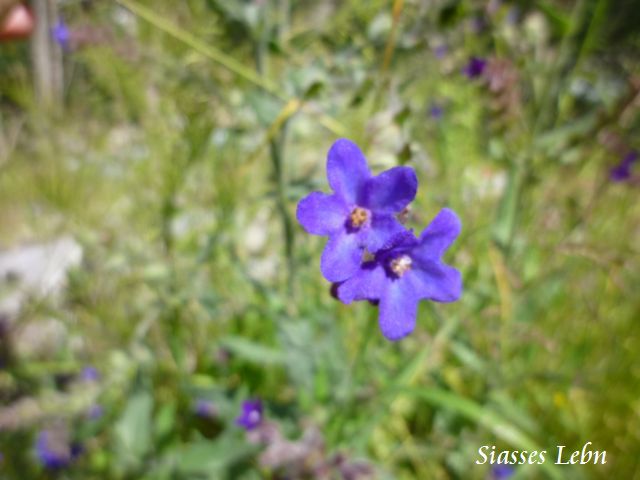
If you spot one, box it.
[0,0,639,479]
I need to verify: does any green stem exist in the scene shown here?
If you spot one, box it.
[533,0,590,135]
[113,0,347,137]
[115,0,280,98]
[269,136,295,294]
[254,4,295,295]
[328,307,378,444]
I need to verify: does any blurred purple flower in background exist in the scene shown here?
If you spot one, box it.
[610,151,638,182]
[490,464,515,479]
[486,0,502,16]
[433,44,447,59]
[463,56,487,78]
[194,399,218,419]
[296,139,417,282]
[52,20,70,50]
[470,15,487,33]
[429,103,444,120]
[87,404,104,420]
[337,209,462,340]
[506,7,520,25]
[35,428,81,469]
[80,366,99,382]
[236,399,263,431]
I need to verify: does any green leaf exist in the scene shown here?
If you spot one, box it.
[155,401,177,443]
[175,438,257,475]
[393,387,565,480]
[114,390,154,467]
[492,163,524,250]
[220,336,286,365]
[246,90,281,126]
[537,0,571,35]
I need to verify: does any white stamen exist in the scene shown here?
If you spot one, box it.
[248,410,261,424]
[390,255,412,277]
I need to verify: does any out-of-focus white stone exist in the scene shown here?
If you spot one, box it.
[0,237,83,320]
[244,209,270,254]
[524,11,549,45]
[366,111,404,170]
[14,318,67,359]
[248,256,279,282]
[112,6,137,35]
[462,167,507,202]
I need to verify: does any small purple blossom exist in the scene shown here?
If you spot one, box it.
[297,139,418,283]
[429,103,444,121]
[337,209,462,341]
[236,399,263,431]
[463,56,487,79]
[433,44,447,59]
[87,404,104,420]
[51,20,70,50]
[610,151,638,182]
[486,0,502,16]
[470,15,487,33]
[194,399,218,419]
[80,366,99,382]
[506,7,520,25]
[490,464,515,479]
[35,429,81,470]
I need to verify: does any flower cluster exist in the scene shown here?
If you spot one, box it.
[35,427,81,470]
[297,139,462,341]
[236,400,372,478]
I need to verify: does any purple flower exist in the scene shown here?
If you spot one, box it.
[433,44,447,59]
[87,404,104,420]
[194,399,218,419]
[35,429,81,470]
[463,56,487,78]
[610,151,638,182]
[80,366,99,382]
[490,464,515,479]
[429,103,444,120]
[51,20,70,50]
[296,139,418,283]
[471,15,487,33]
[506,7,520,25]
[337,209,462,341]
[236,399,263,431]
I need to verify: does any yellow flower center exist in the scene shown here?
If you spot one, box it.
[350,207,369,228]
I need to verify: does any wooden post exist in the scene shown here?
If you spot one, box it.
[30,0,63,108]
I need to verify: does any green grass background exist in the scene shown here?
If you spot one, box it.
[0,0,639,478]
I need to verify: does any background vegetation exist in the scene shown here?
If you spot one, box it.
[0,0,639,478]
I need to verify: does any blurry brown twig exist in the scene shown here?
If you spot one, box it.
[381,0,404,74]
[0,0,20,22]
[483,57,523,131]
[0,115,24,170]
